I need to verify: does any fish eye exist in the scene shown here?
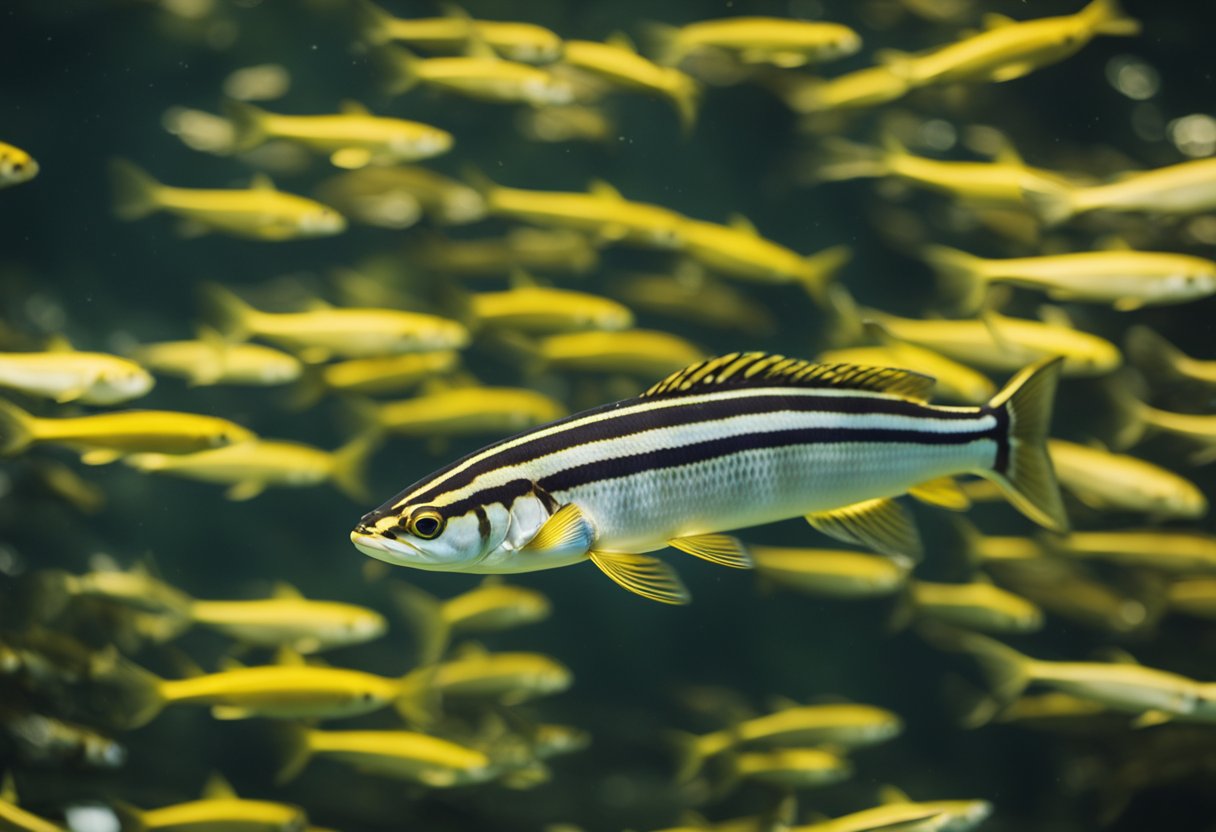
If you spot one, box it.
[408,508,445,540]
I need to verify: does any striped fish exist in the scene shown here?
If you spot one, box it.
[351,353,1067,604]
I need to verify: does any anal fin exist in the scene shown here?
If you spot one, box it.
[588,551,690,605]
[805,498,923,560]
[666,533,753,569]
[907,476,971,511]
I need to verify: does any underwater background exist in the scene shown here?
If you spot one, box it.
[4,0,1216,830]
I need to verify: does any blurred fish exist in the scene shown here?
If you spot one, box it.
[0,773,64,832]
[773,65,910,116]
[904,578,1044,634]
[0,706,126,768]
[516,104,615,144]
[1111,392,1216,463]
[112,773,306,832]
[1047,439,1207,519]
[0,398,255,463]
[925,243,1216,313]
[356,384,566,441]
[131,328,303,387]
[792,785,991,832]
[0,346,153,404]
[608,264,776,335]
[646,16,861,68]
[222,63,291,101]
[465,279,634,334]
[751,545,911,598]
[1167,578,1216,619]
[202,283,468,363]
[292,351,461,408]
[0,141,38,189]
[671,701,901,781]
[469,172,686,248]
[391,578,551,664]
[877,0,1139,86]
[679,217,851,304]
[162,105,239,155]
[1125,326,1216,394]
[729,747,852,789]
[559,34,700,130]
[523,329,706,378]
[315,166,485,227]
[1042,529,1216,574]
[407,228,599,277]
[650,796,796,832]
[224,99,453,169]
[109,160,345,241]
[34,562,192,620]
[375,43,574,106]
[356,0,563,63]
[985,558,1157,634]
[352,353,1066,603]
[125,434,378,501]
[22,458,107,514]
[1026,156,1216,225]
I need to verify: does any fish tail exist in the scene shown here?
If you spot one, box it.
[822,283,867,348]
[199,283,256,341]
[665,730,711,782]
[799,245,852,306]
[1081,0,1142,35]
[108,158,163,220]
[669,79,701,136]
[959,632,1036,704]
[96,658,169,729]
[274,723,315,784]
[395,669,443,726]
[352,0,396,44]
[979,357,1070,532]
[641,21,685,67]
[285,366,327,411]
[1125,325,1188,384]
[222,99,271,153]
[0,398,37,455]
[922,244,990,314]
[1021,182,1076,226]
[26,569,75,622]
[329,432,381,503]
[460,164,498,199]
[1106,374,1150,450]
[374,45,422,96]
[110,801,149,832]
[389,581,452,665]
[804,137,890,183]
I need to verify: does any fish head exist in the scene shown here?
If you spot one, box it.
[297,205,347,237]
[1163,269,1216,302]
[396,129,452,158]
[822,28,863,60]
[352,501,494,572]
[0,146,38,187]
[211,423,257,447]
[95,365,156,403]
[523,76,576,106]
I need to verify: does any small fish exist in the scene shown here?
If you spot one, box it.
[316,166,485,227]
[1043,529,1216,574]
[515,104,615,144]
[772,65,910,116]
[391,577,551,663]
[793,785,991,832]
[986,558,1155,635]
[671,701,901,781]
[1047,439,1207,519]
[559,34,700,130]
[1026,156,1216,225]
[1112,393,1216,463]
[0,348,154,404]
[202,283,469,363]
[679,217,851,304]
[112,774,306,832]
[1125,326,1216,393]
[751,545,911,598]
[907,579,1044,634]
[131,329,303,387]
[222,63,291,101]
[356,0,563,63]
[608,264,776,335]
[0,707,126,769]
[34,563,193,620]
[125,434,377,502]
[0,773,65,832]
[225,99,453,169]
[294,351,461,408]
[1167,578,1216,620]
[924,244,1216,313]
[730,747,853,789]
[470,172,686,248]
[407,228,599,277]
[109,159,345,241]
[0,142,38,189]
[877,0,1139,86]
[352,353,1067,603]
[375,44,574,106]
[647,16,862,68]
[0,398,255,463]
[358,385,567,441]
[466,282,634,334]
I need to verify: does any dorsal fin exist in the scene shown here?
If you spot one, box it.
[339,99,371,116]
[605,31,637,52]
[202,772,237,800]
[641,352,935,402]
[250,172,277,191]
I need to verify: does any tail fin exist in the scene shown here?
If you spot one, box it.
[352,0,396,44]
[1021,182,1076,226]
[373,45,422,96]
[1081,0,1142,35]
[329,432,380,502]
[922,244,990,315]
[668,78,701,136]
[274,723,314,784]
[0,399,37,456]
[221,99,270,153]
[285,366,327,412]
[1106,372,1150,449]
[389,581,452,665]
[800,244,852,306]
[95,658,168,729]
[460,165,499,200]
[922,625,1035,704]
[199,283,256,342]
[395,669,443,727]
[109,800,149,832]
[803,137,889,183]
[26,569,75,622]
[823,283,866,348]
[979,357,1069,532]
[1125,325,1188,384]
[642,22,685,66]
[666,730,712,783]
[108,159,163,220]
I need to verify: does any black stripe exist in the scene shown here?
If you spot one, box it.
[437,424,1000,519]
[393,393,987,509]
[991,403,1011,475]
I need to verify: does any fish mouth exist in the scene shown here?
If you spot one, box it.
[350,529,414,564]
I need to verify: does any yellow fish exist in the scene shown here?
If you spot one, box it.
[0,773,66,832]
[293,351,461,408]
[131,329,303,387]
[773,65,910,116]
[360,385,567,440]
[376,44,574,106]
[1125,326,1216,393]
[466,282,634,334]
[648,16,862,68]
[516,105,616,144]
[1114,393,1216,464]
[315,165,486,227]
[125,434,378,501]
[1043,529,1216,574]
[112,774,305,832]
[1026,156,1216,225]
[925,243,1216,313]
[986,558,1154,635]
[109,160,345,241]
[0,398,254,464]
[529,329,705,377]
[730,747,853,789]
[408,228,599,277]
[1048,439,1207,519]
[35,562,193,620]
[224,99,453,169]
[792,787,991,832]
[1168,578,1216,620]
[878,0,1139,86]
[202,283,469,363]
[907,579,1044,634]
[0,347,153,404]
[608,264,776,335]
[559,34,700,130]
[356,0,563,63]
[0,142,38,189]
[679,215,851,303]
[751,545,911,598]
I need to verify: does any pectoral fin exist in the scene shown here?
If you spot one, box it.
[989,62,1036,83]
[522,503,595,553]
[666,533,753,569]
[805,498,923,560]
[225,480,266,501]
[53,386,87,403]
[80,449,123,466]
[588,551,690,605]
[331,148,373,169]
[908,476,971,511]
[1131,710,1173,729]
[211,706,254,720]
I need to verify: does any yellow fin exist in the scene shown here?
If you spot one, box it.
[53,386,87,404]
[225,480,266,501]
[727,213,759,235]
[81,449,123,466]
[588,178,623,200]
[339,99,371,115]
[202,773,237,799]
[990,62,1036,82]
[805,498,923,560]
[605,31,637,52]
[981,12,1016,28]
[274,647,306,666]
[1132,710,1173,729]
[331,148,372,169]
[588,551,690,605]
[879,784,913,804]
[643,352,934,401]
[666,533,753,569]
[211,705,254,720]
[45,335,75,352]
[250,172,277,191]
[522,503,595,553]
[272,581,303,599]
[908,477,971,511]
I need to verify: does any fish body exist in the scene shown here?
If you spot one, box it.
[352,352,1067,603]
[312,351,461,398]
[1043,529,1216,574]
[131,336,302,387]
[368,387,567,439]
[0,793,63,832]
[909,580,1043,633]
[534,330,706,378]
[1125,326,1216,390]
[780,65,910,115]
[278,726,493,787]
[468,286,634,334]
[794,789,991,832]
[224,100,453,168]
[399,648,571,720]
[1168,579,1216,619]
[0,142,39,188]
[732,747,852,788]
[0,399,254,462]
[561,37,699,129]
[1123,401,1216,462]
[357,0,563,63]
[1047,439,1207,519]
[392,579,551,663]
[650,17,862,68]
[316,166,485,226]
[0,351,153,404]
[109,160,345,240]
[130,798,306,831]
[378,46,574,105]
[409,228,598,276]
[751,546,911,598]
[609,268,776,335]
[188,595,387,653]
[1027,157,1216,224]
